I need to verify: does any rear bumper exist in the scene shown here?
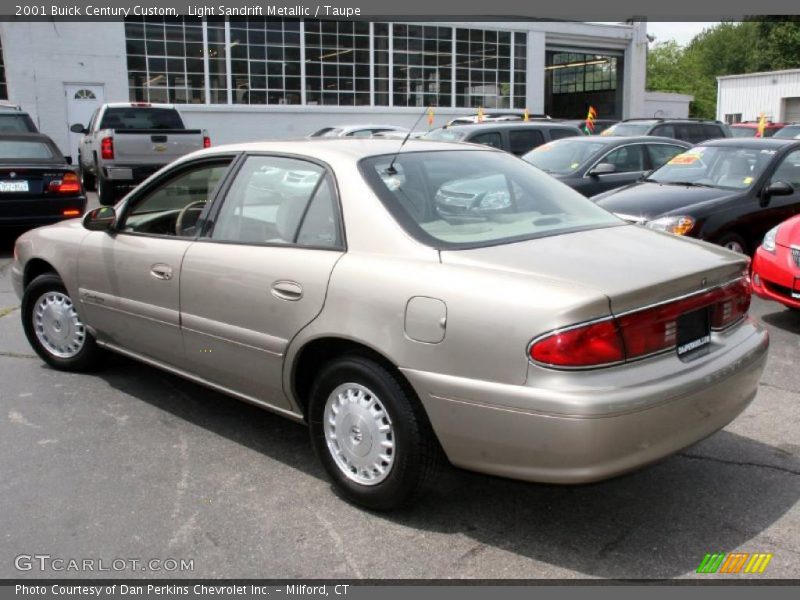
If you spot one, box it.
[402,319,768,484]
[0,196,87,228]
[751,245,800,309]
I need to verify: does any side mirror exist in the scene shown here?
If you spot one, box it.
[70,123,88,134]
[83,206,117,231]
[589,162,616,176]
[63,155,72,165]
[764,181,794,197]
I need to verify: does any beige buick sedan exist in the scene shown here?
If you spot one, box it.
[12,139,768,509]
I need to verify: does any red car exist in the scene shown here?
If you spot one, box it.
[731,122,786,138]
[751,214,800,310]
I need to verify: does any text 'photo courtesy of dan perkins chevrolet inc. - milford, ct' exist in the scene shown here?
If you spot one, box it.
[43,5,362,17]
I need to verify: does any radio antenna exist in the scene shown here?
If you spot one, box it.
[385,106,432,175]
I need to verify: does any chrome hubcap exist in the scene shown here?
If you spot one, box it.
[33,291,86,359]
[323,383,395,486]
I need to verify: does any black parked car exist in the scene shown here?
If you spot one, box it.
[423,121,583,156]
[774,124,800,140]
[601,118,731,144]
[593,138,800,254]
[522,136,690,196]
[0,133,86,230]
[556,119,619,135]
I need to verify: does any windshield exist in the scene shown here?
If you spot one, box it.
[359,150,622,249]
[523,140,607,174]
[601,123,652,136]
[99,108,184,130]
[0,140,56,160]
[422,128,467,142]
[648,145,774,190]
[774,125,800,140]
[730,127,757,138]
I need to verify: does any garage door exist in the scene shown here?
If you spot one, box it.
[785,97,800,122]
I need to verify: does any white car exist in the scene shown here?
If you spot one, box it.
[309,124,409,138]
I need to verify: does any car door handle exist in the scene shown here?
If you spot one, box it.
[150,264,173,281]
[271,280,303,301]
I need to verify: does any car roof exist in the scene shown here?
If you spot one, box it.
[103,102,177,109]
[186,137,500,162]
[443,122,581,132]
[699,137,800,149]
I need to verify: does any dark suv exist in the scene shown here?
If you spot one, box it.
[423,121,583,156]
[602,118,731,144]
[0,105,38,133]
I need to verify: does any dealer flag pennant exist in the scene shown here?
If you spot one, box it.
[584,106,598,134]
[477,106,485,123]
[427,106,435,127]
[523,108,530,122]
[756,113,767,138]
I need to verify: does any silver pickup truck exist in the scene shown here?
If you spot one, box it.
[70,103,209,205]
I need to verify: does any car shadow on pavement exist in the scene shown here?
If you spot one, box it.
[96,353,800,580]
[760,307,800,335]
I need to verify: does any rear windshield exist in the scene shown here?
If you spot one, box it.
[359,150,622,249]
[422,128,467,142]
[602,123,652,136]
[99,108,184,130]
[0,140,56,160]
[0,114,36,133]
[774,125,800,140]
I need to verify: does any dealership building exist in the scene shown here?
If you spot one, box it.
[0,18,649,160]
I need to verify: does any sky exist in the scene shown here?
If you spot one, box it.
[645,22,721,45]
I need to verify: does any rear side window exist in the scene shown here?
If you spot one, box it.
[508,129,545,155]
[99,108,184,130]
[210,155,341,248]
[548,128,579,141]
[469,131,503,149]
[651,124,675,138]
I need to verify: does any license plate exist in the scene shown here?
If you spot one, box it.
[676,307,711,359]
[0,180,29,192]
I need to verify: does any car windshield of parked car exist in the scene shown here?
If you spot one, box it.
[99,108,184,130]
[522,139,607,174]
[647,145,774,190]
[601,123,652,136]
[0,140,56,160]
[422,128,467,142]
[730,127,757,138]
[774,125,800,139]
[360,150,622,249]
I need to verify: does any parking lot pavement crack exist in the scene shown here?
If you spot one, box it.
[0,306,19,318]
[759,381,800,395]
[678,452,800,476]
[0,350,36,359]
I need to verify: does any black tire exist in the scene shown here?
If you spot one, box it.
[21,273,104,372]
[79,157,96,191]
[97,175,117,206]
[308,354,442,510]
[716,232,748,255]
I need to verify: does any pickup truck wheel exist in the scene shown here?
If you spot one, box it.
[21,273,104,372]
[97,176,117,206]
[80,166,96,192]
[308,354,442,510]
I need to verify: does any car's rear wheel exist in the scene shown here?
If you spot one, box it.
[21,273,103,371]
[308,354,441,510]
[717,232,748,255]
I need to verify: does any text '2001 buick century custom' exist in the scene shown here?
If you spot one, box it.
[11,139,768,509]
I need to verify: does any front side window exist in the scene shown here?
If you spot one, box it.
[601,145,646,172]
[210,155,341,248]
[360,150,622,249]
[770,149,800,189]
[121,160,232,236]
[508,129,544,155]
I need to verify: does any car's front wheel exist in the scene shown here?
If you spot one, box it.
[21,273,103,371]
[308,354,442,510]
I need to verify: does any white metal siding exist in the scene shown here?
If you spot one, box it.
[717,70,800,122]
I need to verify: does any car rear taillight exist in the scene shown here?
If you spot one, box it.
[101,136,114,160]
[48,172,82,195]
[203,135,211,148]
[529,320,624,368]
[530,277,751,368]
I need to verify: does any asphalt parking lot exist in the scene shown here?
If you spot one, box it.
[0,195,798,580]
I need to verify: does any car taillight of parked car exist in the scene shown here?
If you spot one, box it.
[48,172,82,195]
[101,136,114,160]
[529,276,751,368]
[203,135,211,148]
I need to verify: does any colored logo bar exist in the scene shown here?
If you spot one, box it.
[696,552,773,574]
